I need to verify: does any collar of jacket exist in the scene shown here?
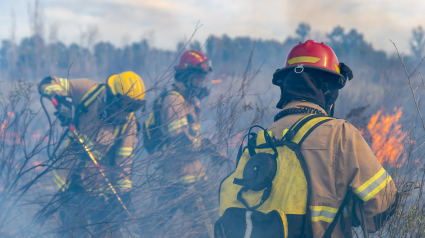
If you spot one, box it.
[281,100,328,116]
[173,81,190,99]
[100,93,131,124]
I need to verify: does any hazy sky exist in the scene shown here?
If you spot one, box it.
[0,0,424,54]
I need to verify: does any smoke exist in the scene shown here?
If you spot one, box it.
[3,0,425,53]
[283,0,425,53]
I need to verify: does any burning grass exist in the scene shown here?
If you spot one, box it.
[367,108,406,167]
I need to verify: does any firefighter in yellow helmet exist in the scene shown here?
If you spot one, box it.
[216,40,399,238]
[38,71,145,237]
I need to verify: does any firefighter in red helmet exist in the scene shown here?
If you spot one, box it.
[143,50,221,237]
[216,40,398,238]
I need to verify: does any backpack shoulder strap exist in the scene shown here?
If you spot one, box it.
[280,114,335,238]
[283,114,334,145]
[152,90,185,111]
[166,90,185,102]
[74,83,106,127]
[79,83,106,109]
[113,112,135,137]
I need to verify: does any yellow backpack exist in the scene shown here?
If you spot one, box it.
[215,114,336,238]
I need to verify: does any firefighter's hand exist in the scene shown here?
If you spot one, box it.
[53,96,73,126]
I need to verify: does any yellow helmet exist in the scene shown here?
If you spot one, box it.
[107,71,146,101]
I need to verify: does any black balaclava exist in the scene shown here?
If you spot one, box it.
[175,70,209,100]
[276,69,340,115]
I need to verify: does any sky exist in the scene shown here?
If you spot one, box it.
[0,0,424,54]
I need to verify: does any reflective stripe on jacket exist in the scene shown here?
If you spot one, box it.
[157,81,205,181]
[39,76,137,193]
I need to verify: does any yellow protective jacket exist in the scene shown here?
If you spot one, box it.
[157,81,205,184]
[219,101,398,238]
[39,76,137,193]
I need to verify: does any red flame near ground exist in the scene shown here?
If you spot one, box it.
[367,108,405,167]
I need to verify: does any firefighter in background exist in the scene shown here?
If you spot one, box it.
[216,40,399,238]
[143,50,223,236]
[39,71,145,237]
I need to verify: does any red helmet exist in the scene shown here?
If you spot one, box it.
[175,50,212,74]
[273,40,348,86]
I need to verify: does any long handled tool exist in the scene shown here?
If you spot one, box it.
[51,98,134,220]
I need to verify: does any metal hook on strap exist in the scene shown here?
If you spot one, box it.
[294,64,304,74]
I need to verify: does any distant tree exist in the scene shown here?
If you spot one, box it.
[295,23,311,42]
[47,41,69,69]
[326,26,379,61]
[0,40,12,70]
[27,0,45,77]
[17,35,45,73]
[327,26,344,45]
[189,40,202,51]
[176,41,186,52]
[410,26,425,58]
[94,41,116,69]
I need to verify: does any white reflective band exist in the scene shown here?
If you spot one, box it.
[354,168,393,202]
[310,206,338,223]
[244,211,253,238]
[168,118,188,132]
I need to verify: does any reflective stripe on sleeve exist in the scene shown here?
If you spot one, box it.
[117,179,132,189]
[117,147,133,156]
[181,173,207,184]
[192,124,201,132]
[44,85,64,95]
[168,118,188,132]
[353,168,393,202]
[59,78,69,96]
[52,170,67,191]
[310,206,338,223]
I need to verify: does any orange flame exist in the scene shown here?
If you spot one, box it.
[367,108,405,167]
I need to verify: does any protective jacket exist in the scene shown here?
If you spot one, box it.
[39,76,136,193]
[155,81,205,183]
[218,101,398,238]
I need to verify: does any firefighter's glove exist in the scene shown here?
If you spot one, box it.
[53,96,73,127]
